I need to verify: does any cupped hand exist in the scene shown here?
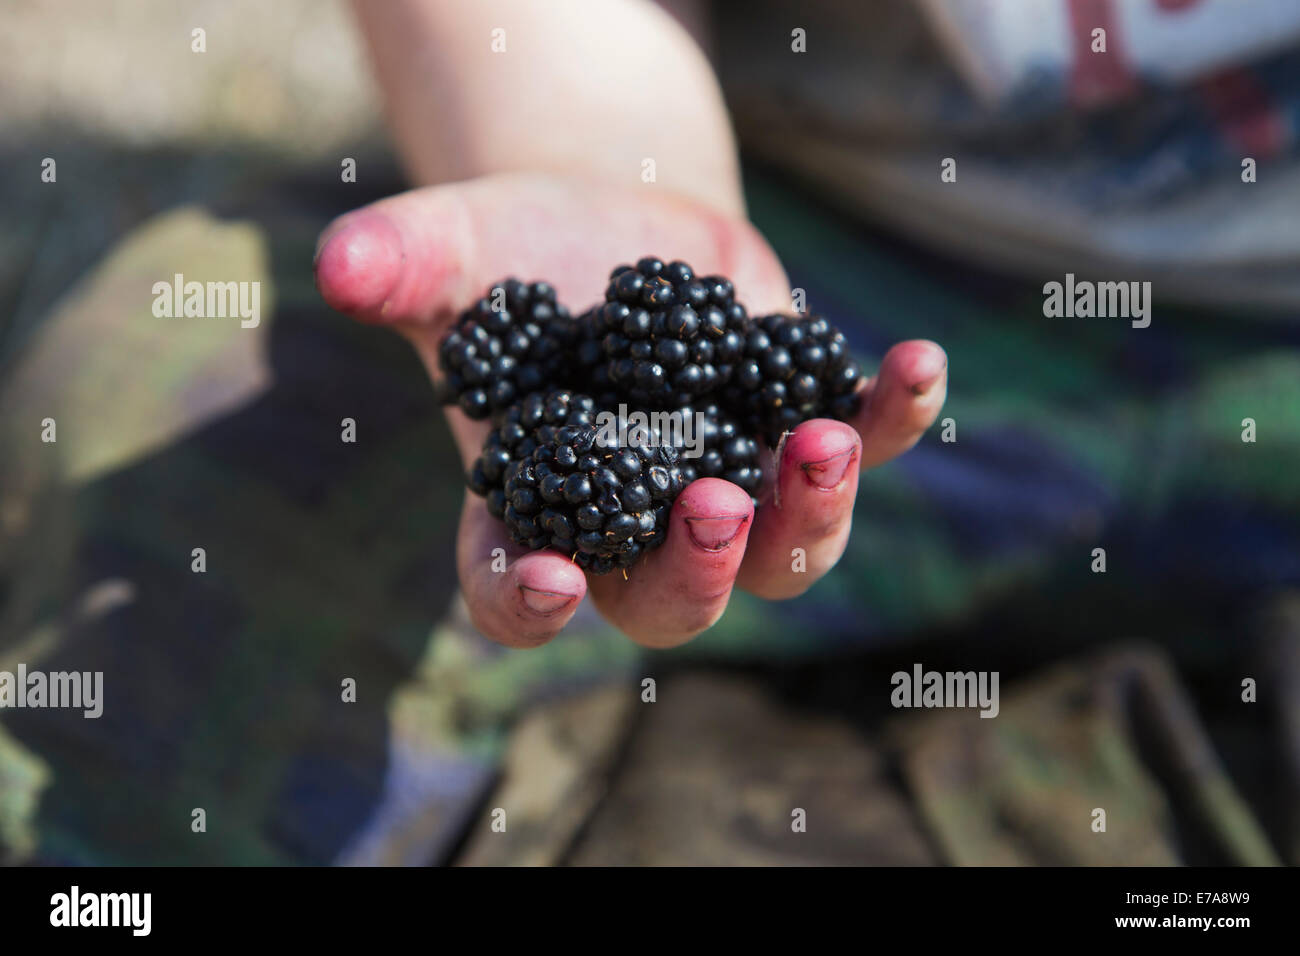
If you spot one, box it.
[314,172,947,649]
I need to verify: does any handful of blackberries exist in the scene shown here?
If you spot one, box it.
[438,257,863,575]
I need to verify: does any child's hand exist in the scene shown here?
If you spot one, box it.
[316,172,947,648]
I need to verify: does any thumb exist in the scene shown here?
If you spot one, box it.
[314,171,792,463]
[313,171,792,333]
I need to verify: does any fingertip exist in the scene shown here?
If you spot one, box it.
[852,340,948,471]
[314,212,404,321]
[779,420,861,494]
[675,477,754,554]
[883,339,947,396]
[736,420,860,601]
[588,478,752,648]
[513,550,587,610]
[459,499,585,647]
[677,475,755,511]
[478,551,580,647]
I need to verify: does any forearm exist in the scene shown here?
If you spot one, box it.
[350,0,745,217]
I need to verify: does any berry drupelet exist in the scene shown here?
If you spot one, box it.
[437,278,577,419]
[677,401,764,505]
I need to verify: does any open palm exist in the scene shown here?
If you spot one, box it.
[315,172,947,648]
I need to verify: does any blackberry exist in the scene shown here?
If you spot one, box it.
[445,260,873,576]
[499,409,690,575]
[723,313,864,445]
[437,278,577,419]
[677,402,764,505]
[466,389,600,520]
[594,257,748,409]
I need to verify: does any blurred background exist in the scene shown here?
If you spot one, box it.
[1,0,1298,865]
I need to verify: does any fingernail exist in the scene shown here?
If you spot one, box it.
[519,585,577,615]
[801,448,855,489]
[910,369,945,396]
[908,351,948,396]
[685,515,748,552]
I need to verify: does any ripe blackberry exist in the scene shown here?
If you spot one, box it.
[448,262,872,573]
[724,313,864,445]
[677,402,764,505]
[499,413,690,575]
[437,279,577,419]
[594,257,749,409]
[467,389,599,520]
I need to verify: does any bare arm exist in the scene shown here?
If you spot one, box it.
[351,0,744,216]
